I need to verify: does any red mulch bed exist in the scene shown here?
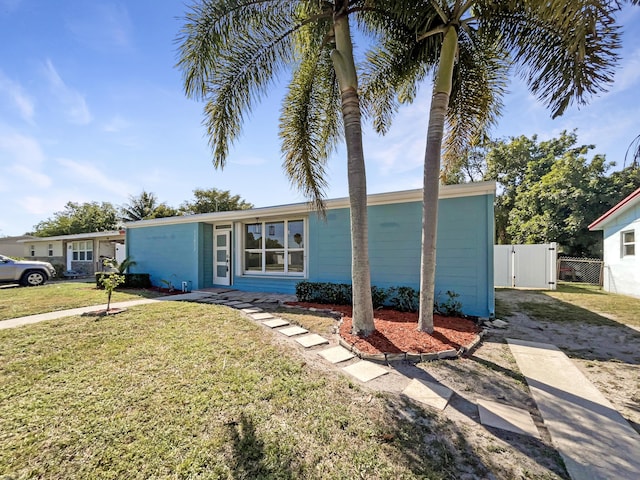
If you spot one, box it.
[287,302,480,355]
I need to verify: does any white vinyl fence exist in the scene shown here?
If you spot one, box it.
[494,243,558,290]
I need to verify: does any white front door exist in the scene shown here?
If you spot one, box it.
[213,228,231,286]
[66,243,73,271]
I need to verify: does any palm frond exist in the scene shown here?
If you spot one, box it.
[177,0,304,167]
[444,29,510,170]
[359,3,441,134]
[280,27,341,213]
[477,0,623,118]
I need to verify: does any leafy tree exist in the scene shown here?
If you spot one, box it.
[608,163,640,196]
[486,131,581,244]
[177,0,376,335]
[179,188,253,214]
[363,1,625,332]
[33,202,119,237]
[120,190,178,222]
[508,143,611,256]
[484,131,640,257]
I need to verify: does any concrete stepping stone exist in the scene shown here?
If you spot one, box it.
[278,326,308,337]
[223,301,243,306]
[296,334,329,348]
[262,318,290,328]
[250,312,275,321]
[207,299,230,304]
[477,399,540,439]
[241,307,263,314]
[342,361,388,382]
[231,303,254,309]
[318,346,355,364]
[401,379,453,410]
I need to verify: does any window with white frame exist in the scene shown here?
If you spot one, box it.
[48,244,53,257]
[243,219,304,275]
[622,230,635,257]
[71,241,93,261]
[30,245,35,257]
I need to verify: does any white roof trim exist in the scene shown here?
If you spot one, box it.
[126,181,496,229]
[588,186,640,231]
[17,230,125,243]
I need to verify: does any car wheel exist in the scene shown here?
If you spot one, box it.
[21,270,47,286]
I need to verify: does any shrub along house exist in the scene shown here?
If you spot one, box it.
[125,182,496,318]
[589,186,640,298]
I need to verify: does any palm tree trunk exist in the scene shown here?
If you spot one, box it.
[332,12,375,336]
[419,27,458,333]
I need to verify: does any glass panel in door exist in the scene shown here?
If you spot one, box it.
[214,229,231,285]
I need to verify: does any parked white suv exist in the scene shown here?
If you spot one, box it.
[0,254,56,286]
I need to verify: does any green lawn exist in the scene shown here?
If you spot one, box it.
[505,283,640,327]
[0,281,163,321]
[0,302,487,479]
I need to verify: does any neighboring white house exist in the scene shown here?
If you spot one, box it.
[18,230,126,275]
[0,235,35,257]
[589,187,640,298]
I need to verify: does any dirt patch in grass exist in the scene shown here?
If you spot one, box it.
[273,306,338,334]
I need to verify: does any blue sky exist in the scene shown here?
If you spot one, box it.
[1,1,639,237]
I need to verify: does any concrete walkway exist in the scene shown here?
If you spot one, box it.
[0,292,212,330]
[507,338,640,480]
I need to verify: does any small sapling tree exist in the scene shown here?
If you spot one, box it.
[102,273,125,315]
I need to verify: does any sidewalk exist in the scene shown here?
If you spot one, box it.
[507,338,640,480]
[0,291,211,330]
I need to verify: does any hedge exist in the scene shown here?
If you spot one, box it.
[294,281,463,315]
[95,272,151,289]
[295,281,419,312]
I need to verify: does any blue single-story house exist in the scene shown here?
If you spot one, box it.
[589,186,640,298]
[125,181,496,317]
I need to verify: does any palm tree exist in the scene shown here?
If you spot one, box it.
[121,190,177,222]
[179,188,253,214]
[364,1,627,332]
[624,133,640,168]
[177,0,375,335]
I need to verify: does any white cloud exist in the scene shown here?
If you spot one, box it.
[103,115,131,133]
[22,195,61,215]
[42,59,92,125]
[0,131,45,164]
[65,3,133,51]
[0,132,53,192]
[57,158,133,197]
[611,47,640,94]
[0,71,35,123]
[364,96,429,176]
[9,164,52,188]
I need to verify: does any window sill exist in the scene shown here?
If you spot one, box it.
[241,272,306,279]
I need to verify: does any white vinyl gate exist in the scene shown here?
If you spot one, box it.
[494,243,557,289]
